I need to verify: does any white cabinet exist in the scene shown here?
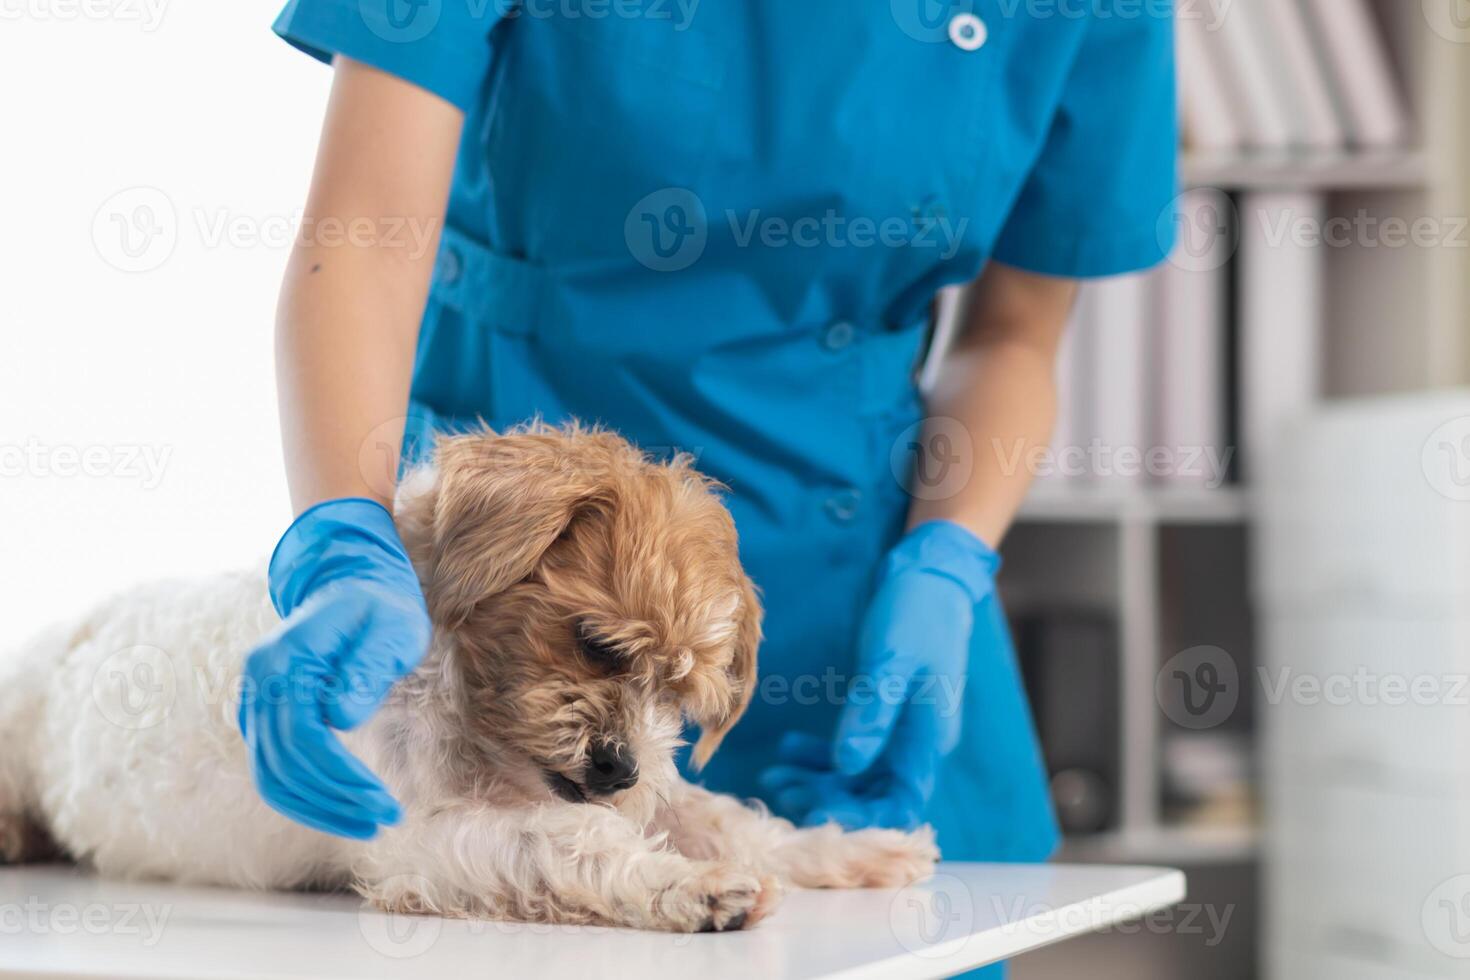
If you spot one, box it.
[1260,394,1470,978]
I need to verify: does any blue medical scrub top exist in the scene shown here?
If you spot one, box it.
[272,3,1175,963]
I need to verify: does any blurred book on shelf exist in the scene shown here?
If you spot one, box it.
[1153,189,1232,490]
[1237,190,1324,482]
[1208,0,1295,150]
[1298,0,1411,149]
[1249,0,1346,152]
[1090,274,1150,488]
[1175,10,1242,152]
[1176,0,1409,155]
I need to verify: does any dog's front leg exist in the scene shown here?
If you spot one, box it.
[352,801,781,932]
[656,781,938,889]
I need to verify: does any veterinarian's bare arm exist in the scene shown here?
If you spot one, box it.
[275,57,464,513]
[907,263,1077,547]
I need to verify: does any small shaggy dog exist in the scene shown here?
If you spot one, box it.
[0,425,936,932]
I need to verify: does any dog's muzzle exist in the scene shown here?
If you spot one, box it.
[584,742,638,795]
[543,743,638,803]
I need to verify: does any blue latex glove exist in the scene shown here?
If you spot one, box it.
[238,498,431,839]
[759,520,999,830]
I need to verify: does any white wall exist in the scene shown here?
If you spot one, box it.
[0,0,332,641]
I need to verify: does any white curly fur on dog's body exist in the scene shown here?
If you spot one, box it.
[0,433,936,933]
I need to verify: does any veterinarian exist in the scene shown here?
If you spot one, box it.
[244,1,1174,967]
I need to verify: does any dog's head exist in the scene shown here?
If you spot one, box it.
[396,423,761,817]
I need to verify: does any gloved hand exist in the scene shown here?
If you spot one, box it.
[759,520,998,830]
[238,498,431,839]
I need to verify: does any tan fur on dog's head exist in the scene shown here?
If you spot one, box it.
[396,423,761,817]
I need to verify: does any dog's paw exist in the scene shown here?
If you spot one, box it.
[846,825,939,888]
[784,824,939,889]
[653,862,782,933]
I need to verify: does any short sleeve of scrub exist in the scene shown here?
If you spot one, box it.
[273,0,504,112]
[991,6,1178,279]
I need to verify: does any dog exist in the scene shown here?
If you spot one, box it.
[0,424,937,932]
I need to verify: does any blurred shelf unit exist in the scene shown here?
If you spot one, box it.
[947,0,1470,888]
[1182,149,1429,191]
[1018,487,1249,526]
[999,503,1257,868]
[1060,823,1260,867]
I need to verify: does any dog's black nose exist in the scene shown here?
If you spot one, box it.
[585,742,638,795]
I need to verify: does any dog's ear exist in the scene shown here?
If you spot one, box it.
[422,431,610,629]
[690,574,762,769]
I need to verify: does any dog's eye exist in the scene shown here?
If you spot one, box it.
[577,623,623,673]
